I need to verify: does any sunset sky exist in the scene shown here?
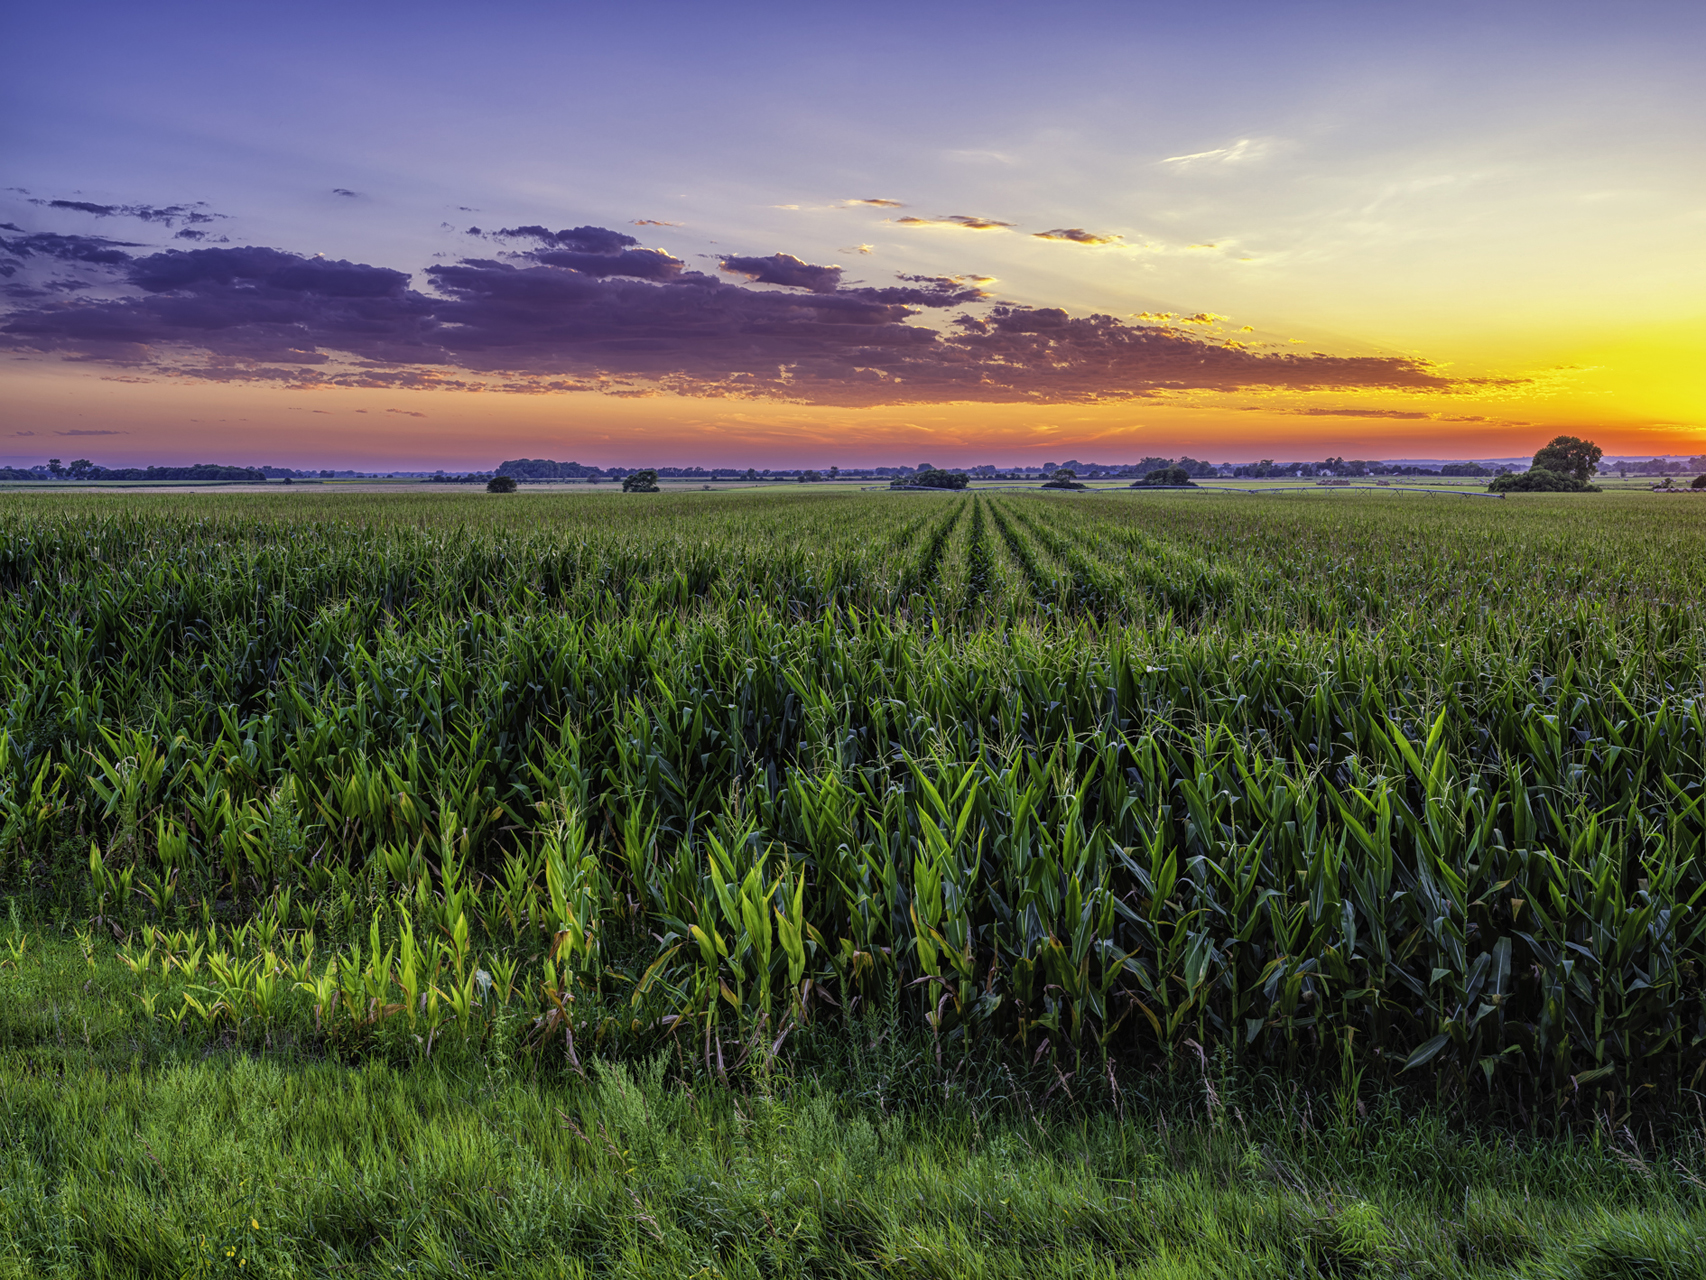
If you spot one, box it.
[3,0,1702,470]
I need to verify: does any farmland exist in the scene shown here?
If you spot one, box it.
[1,486,1704,1275]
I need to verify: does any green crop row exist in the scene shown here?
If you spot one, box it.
[0,489,1702,1112]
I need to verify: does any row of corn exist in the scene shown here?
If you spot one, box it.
[2,493,1704,1101]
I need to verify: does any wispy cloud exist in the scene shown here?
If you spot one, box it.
[1240,406,1526,425]
[1133,312,1228,326]
[29,197,223,227]
[1162,139,1261,166]
[847,198,904,207]
[632,219,681,227]
[1033,228,1122,246]
[894,215,1013,231]
[840,244,875,255]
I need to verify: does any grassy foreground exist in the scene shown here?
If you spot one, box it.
[2,937,1704,1280]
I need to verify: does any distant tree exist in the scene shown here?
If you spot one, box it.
[1531,435,1602,484]
[1232,459,1279,478]
[65,458,98,479]
[744,468,758,481]
[1176,456,1216,478]
[1692,474,1706,490]
[1439,462,1490,477]
[1488,469,1597,493]
[1139,466,1193,486]
[485,475,518,493]
[799,470,822,483]
[622,469,660,493]
[892,469,968,490]
[915,462,935,473]
[46,458,65,478]
[828,465,839,479]
[1041,468,1087,490]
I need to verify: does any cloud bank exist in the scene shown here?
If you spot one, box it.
[0,218,1473,407]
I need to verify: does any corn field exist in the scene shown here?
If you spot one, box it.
[1,488,1703,1108]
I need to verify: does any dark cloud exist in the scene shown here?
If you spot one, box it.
[719,253,842,292]
[526,247,685,281]
[3,245,427,367]
[0,230,142,272]
[633,219,681,227]
[847,274,988,307]
[32,198,221,227]
[42,200,117,217]
[128,246,409,298]
[463,223,687,281]
[332,188,359,198]
[0,227,1476,407]
[1033,228,1123,246]
[56,428,126,435]
[495,225,639,254]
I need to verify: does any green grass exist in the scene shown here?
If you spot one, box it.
[1,934,1703,1278]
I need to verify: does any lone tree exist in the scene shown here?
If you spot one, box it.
[622,469,660,493]
[1531,435,1602,485]
[892,468,968,490]
[486,475,517,493]
[1140,466,1193,486]
[1041,468,1087,490]
[1489,468,1591,493]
